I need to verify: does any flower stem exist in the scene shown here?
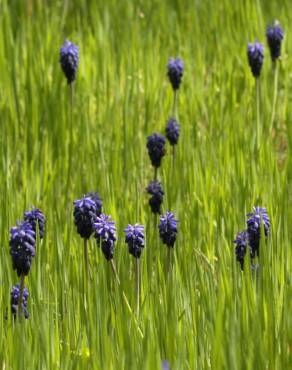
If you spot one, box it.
[154,167,157,181]
[270,61,279,133]
[66,83,74,198]
[84,238,89,281]
[172,90,177,118]
[256,77,261,151]
[167,248,172,275]
[109,259,144,338]
[18,274,25,317]
[136,258,140,317]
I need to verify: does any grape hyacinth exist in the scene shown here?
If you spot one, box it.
[86,191,103,216]
[167,58,184,90]
[11,284,29,319]
[266,22,284,62]
[146,180,164,214]
[233,230,249,270]
[159,211,179,248]
[146,133,166,169]
[24,208,46,239]
[73,196,97,239]
[124,224,145,258]
[246,207,270,258]
[247,42,264,78]
[165,117,180,146]
[60,40,79,84]
[9,221,36,276]
[93,214,117,260]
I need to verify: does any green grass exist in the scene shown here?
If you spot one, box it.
[0,0,292,368]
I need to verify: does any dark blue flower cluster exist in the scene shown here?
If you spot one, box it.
[146,180,164,214]
[93,214,117,260]
[165,117,180,146]
[60,40,79,84]
[9,221,36,276]
[86,191,103,216]
[24,208,46,239]
[234,207,270,269]
[11,284,29,319]
[147,133,166,168]
[124,224,145,258]
[159,211,179,248]
[247,42,264,78]
[73,196,98,239]
[266,22,284,62]
[167,58,184,90]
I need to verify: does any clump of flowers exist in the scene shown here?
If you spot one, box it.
[146,133,166,169]
[165,117,180,146]
[9,221,36,276]
[233,230,249,270]
[60,40,79,84]
[73,196,97,239]
[124,224,145,258]
[167,58,184,90]
[159,211,179,248]
[247,42,264,78]
[11,284,29,319]
[93,214,117,260]
[146,180,164,214]
[86,191,103,216]
[24,208,46,239]
[266,21,284,62]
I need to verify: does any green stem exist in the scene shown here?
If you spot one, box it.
[270,61,279,133]
[256,78,261,151]
[136,258,140,317]
[84,238,89,281]
[172,90,177,118]
[154,167,157,181]
[109,259,144,338]
[167,248,172,276]
[18,274,25,317]
[66,83,74,198]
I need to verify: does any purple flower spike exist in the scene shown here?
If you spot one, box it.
[266,21,284,62]
[24,207,46,239]
[247,42,264,78]
[167,58,184,90]
[60,40,79,84]
[73,196,97,239]
[166,117,180,146]
[124,224,145,258]
[233,230,249,270]
[147,133,166,168]
[246,206,270,258]
[85,191,103,216]
[9,221,36,276]
[159,211,179,248]
[11,284,29,319]
[146,180,164,214]
[93,214,117,260]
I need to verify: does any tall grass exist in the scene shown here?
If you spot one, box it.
[0,0,291,368]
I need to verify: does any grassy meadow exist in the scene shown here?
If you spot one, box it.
[0,0,292,368]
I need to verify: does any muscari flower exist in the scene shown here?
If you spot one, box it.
[247,42,264,78]
[124,224,145,258]
[159,211,179,248]
[246,207,270,258]
[73,196,97,239]
[166,117,180,146]
[86,191,103,216]
[24,208,46,239]
[11,284,29,319]
[60,40,79,84]
[146,180,164,214]
[93,214,117,260]
[167,58,184,90]
[147,133,166,168]
[9,221,36,276]
[233,230,249,270]
[266,21,284,62]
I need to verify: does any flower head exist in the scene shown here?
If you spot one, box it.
[124,224,145,258]
[167,58,184,90]
[165,117,180,146]
[247,42,264,78]
[266,21,284,62]
[146,180,164,214]
[11,284,29,319]
[246,206,270,257]
[73,196,97,239]
[9,221,36,276]
[147,133,166,168]
[60,40,79,84]
[159,211,178,248]
[24,208,46,239]
[85,191,103,216]
[93,214,117,260]
[233,230,249,270]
